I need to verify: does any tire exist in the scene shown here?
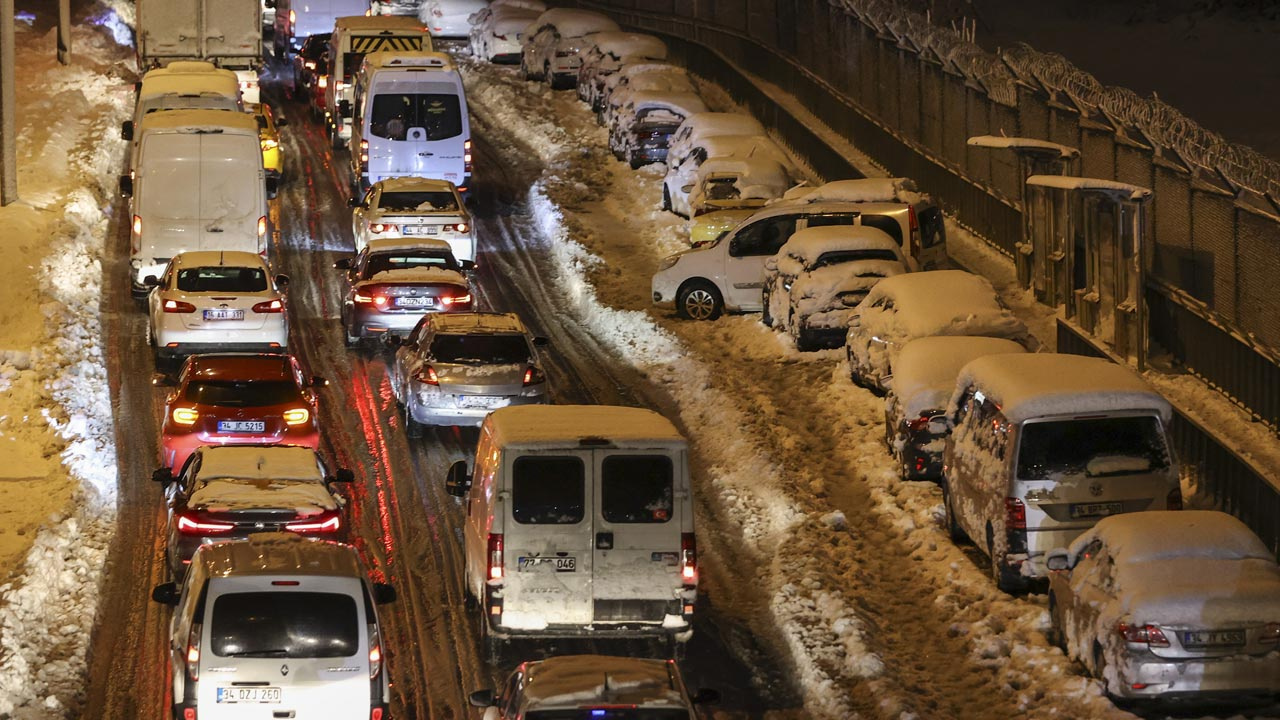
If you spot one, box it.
[662,186,672,212]
[987,526,1023,594]
[629,153,643,170]
[942,478,966,542]
[676,281,722,321]
[795,327,819,353]
[403,403,424,439]
[1046,593,1065,650]
[760,288,774,327]
[342,313,359,348]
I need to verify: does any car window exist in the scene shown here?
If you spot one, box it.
[729,216,797,258]
[370,93,462,141]
[601,456,673,523]
[512,457,584,525]
[176,266,269,293]
[859,214,904,245]
[183,380,300,407]
[1016,416,1170,481]
[210,591,358,658]
[377,191,458,212]
[525,711,691,719]
[803,212,857,229]
[919,206,946,249]
[363,252,459,276]
[429,334,530,364]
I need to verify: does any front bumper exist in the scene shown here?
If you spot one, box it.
[650,270,681,310]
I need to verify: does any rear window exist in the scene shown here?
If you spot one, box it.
[210,591,358,658]
[512,456,584,525]
[378,191,459,212]
[527,712,690,720]
[370,92,462,141]
[602,456,673,524]
[364,252,458,276]
[429,334,530,364]
[1016,416,1171,480]
[176,266,268,293]
[184,380,300,407]
[859,214,904,245]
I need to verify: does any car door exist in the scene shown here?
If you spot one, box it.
[1066,538,1113,666]
[393,319,431,401]
[724,215,799,311]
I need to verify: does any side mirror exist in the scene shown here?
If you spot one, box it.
[1046,548,1072,572]
[445,460,472,497]
[339,100,351,118]
[372,582,397,604]
[727,237,741,255]
[691,688,720,705]
[681,184,694,194]
[265,176,280,199]
[151,582,180,606]
[118,175,133,198]
[764,257,778,271]
[152,467,174,485]
[274,273,290,289]
[333,257,354,270]
[143,274,160,288]
[330,468,355,484]
[532,336,549,347]
[468,690,496,708]
[120,120,133,141]
[309,375,328,388]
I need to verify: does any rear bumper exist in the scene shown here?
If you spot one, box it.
[408,392,547,427]
[155,341,288,361]
[1114,651,1280,699]
[348,307,450,337]
[490,52,520,64]
[490,618,692,641]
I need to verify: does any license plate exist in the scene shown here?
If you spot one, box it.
[395,296,434,308]
[217,420,266,433]
[459,395,502,408]
[518,556,576,572]
[1069,502,1123,519]
[203,308,244,321]
[402,225,439,235]
[216,687,281,703]
[1182,629,1245,647]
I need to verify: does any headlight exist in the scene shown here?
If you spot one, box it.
[657,255,680,271]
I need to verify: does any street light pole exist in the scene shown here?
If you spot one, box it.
[0,0,17,205]
[58,0,71,65]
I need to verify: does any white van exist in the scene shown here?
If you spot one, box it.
[122,61,242,165]
[941,353,1181,593]
[120,109,273,295]
[350,51,471,195]
[151,533,396,719]
[325,16,433,148]
[273,0,372,57]
[445,405,698,655]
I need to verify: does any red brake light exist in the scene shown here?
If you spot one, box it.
[907,413,931,432]
[1117,622,1170,647]
[414,365,439,385]
[464,138,472,172]
[1004,497,1026,530]
[452,222,469,233]
[369,223,398,234]
[252,299,284,313]
[317,74,327,89]
[439,293,471,307]
[282,407,311,425]
[132,214,142,235]
[373,295,388,308]
[163,299,197,314]
[368,623,383,681]
[183,708,197,720]
[258,216,267,238]
[522,366,545,386]
[371,709,384,720]
[176,512,234,535]
[681,532,697,586]
[285,510,341,534]
[487,533,504,580]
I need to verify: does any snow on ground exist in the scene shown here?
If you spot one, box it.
[0,3,133,715]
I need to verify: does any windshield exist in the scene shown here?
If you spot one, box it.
[370,92,462,141]
[429,334,529,364]
[378,191,458,212]
[705,178,739,201]
[177,266,268,293]
[184,380,300,407]
[363,252,458,276]
[211,591,358,658]
[1017,416,1170,480]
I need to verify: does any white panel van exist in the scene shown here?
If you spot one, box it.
[325,16,433,148]
[120,109,273,295]
[445,405,698,656]
[350,51,471,195]
[151,533,396,720]
[122,61,243,168]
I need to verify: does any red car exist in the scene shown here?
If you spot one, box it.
[160,353,324,471]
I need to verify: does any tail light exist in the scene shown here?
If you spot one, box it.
[451,222,469,233]
[439,293,471,307]
[680,532,697,586]
[1118,622,1170,647]
[132,214,142,235]
[176,511,234,535]
[304,60,316,70]
[182,708,196,720]
[414,365,439,385]
[353,293,374,304]
[171,407,199,425]
[908,204,919,249]
[522,366,545,386]
[360,139,369,164]
[373,295,388,308]
[257,216,267,238]
[284,510,341,533]
[487,533,503,580]
[369,223,398,234]
[371,709,383,720]
[288,9,295,24]
[252,299,284,313]
[186,623,202,681]
[163,299,197,313]
[282,407,310,425]
[1166,487,1183,510]
[317,74,328,89]
[368,624,383,679]
[463,139,472,173]
[335,80,345,91]
[907,414,931,432]
[1261,623,1280,644]
[1004,497,1026,530]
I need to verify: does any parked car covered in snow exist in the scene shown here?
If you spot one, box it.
[844,270,1031,391]
[518,8,619,88]
[665,111,766,174]
[683,155,796,218]
[468,1,544,64]
[334,238,473,345]
[600,62,692,126]
[1046,511,1280,702]
[349,176,473,263]
[608,91,708,169]
[575,31,667,109]
[884,336,1027,480]
[419,0,488,38]
[762,226,907,350]
[942,353,1180,593]
[661,134,792,218]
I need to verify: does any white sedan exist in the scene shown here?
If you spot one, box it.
[350,177,476,266]
[146,251,289,364]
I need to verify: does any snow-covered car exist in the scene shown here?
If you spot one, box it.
[146,251,289,364]
[1046,511,1280,702]
[665,112,766,173]
[154,445,352,577]
[387,311,549,434]
[518,8,619,88]
[419,0,488,38]
[683,155,796,218]
[661,134,791,218]
[575,31,667,109]
[762,226,907,350]
[845,270,1031,391]
[335,238,473,345]
[468,655,720,718]
[942,353,1179,592]
[600,61,691,129]
[608,92,707,169]
[884,336,1027,480]
[349,177,474,263]
[371,0,422,15]
[468,2,543,64]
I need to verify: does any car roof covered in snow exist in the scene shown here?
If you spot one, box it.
[491,0,546,10]
[365,237,455,255]
[863,269,1024,339]
[491,7,542,31]
[375,176,460,193]
[676,112,766,142]
[194,533,364,579]
[138,108,258,135]
[776,177,924,206]
[892,336,1028,419]
[584,31,667,60]
[194,446,326,482]
[171,250,269,270]
[528,8,620,37]
[362,51,455,73]
[695,156,793,190]
[520,655,686,709]
[1088,511,1273,565]
[951,353,1171,424]
[139,62,240,101]
[428,312,528,335]
[618,60,685,80]
[486,405,685,449]
[691,134,788,165]
[780,226,900,263]
[625,91,707,118]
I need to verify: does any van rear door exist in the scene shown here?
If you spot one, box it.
[503,452,594,628]
[366,79,467,186]
[198,133,263,252]
[198,577,370,719]
[592,450,684,626]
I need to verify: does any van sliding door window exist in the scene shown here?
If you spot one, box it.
[601,456,673,523]
[512,456,584,524]
[370,89,462,141]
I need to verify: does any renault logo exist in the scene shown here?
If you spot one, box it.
[280,664,289,677]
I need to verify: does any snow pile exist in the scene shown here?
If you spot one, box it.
[892,336,1028,419]
[526,8,619,39]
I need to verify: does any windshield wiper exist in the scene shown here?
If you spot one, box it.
[224,649,290,658]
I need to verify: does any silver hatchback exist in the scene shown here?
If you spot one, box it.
[387,312,549,433]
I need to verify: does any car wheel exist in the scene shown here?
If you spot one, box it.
[628,152,643,170]
[987,526,1023,594]
[676,281,722,321]
[403,403,424,439]
[795,327,819,353]
[760,289,773,327]
[942,478,966,543]
[1092,642,1111,695]
[662,186,672,212]
[1046,593,1066,650]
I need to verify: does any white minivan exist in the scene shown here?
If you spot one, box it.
[120,109,273,295]
[942,353,1181,593]
[122,61,243,168]
[445,405,698,656]
[325,16,433,148]
[151,533,397,719]
[349,51,471,195]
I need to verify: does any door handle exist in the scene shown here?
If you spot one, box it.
[595,532,613,550]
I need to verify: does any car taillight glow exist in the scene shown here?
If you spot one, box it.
[176,512,234,534]
[680,532,697,586]
[369,223,398,234]
[252,298,284,313]
[285,511,340,533]
[464,138,472,172]
[335,80,345,91]
[360,138,369,163]
[131,214,142,236]
[451,222,469,233]
[1118,622,1170,647]
[261,138,278,151]
[439,293,471,306]
[415,365,439,385]
[258,216,267,238]
[907,413,932,432]
[288,9,295,24]
[368,624,383,680]
[1004,497,1026,530]
[171,407,199,425]
[353,293,374,303]
[1166,487,1183,510]
[523,366,545,386]
[1261,623,1280,644]
[317,74,328,89]
[487,533,503,580]
[373,295,389,307]
[186,623,202,681]
[163,299,197,313]
[304,60,316,70]
[282,407,310,425]
[371,709,383,720]
[183,708,196,720]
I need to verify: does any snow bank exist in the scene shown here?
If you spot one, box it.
[528,8,619,39]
